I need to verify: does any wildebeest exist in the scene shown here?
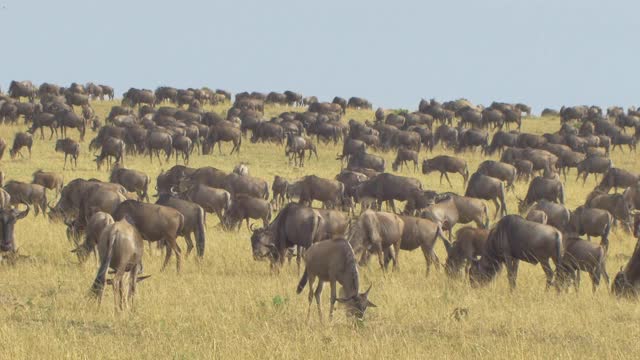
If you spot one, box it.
[556,235,609,293]
[177,184,231,223]
[32,170,63,196]
[47,179,127,222]
[469,215,563,290]
[576,156,612,184]
[596,167,639,193]
[0,205,30,252]
[348,210,404,272]
[476,160,517,191]
[28,112,57,140]
[250,203,324,270]
[223,194,271,230]
[422,155,469,188]
[522,200,570,231]
[612,219,640,297]
[526,209,548,224]
[71,211,114,264]
[55,109,86,141]
[8,81,37,101]
[109,164,150,202]
[95,137,125,170]
[517,176,565,213]
[112,200,187,271]
[464,173,507,219]
[205,124,242,155]
[514,159,534,182]
[271,175,289,210]
[392,147,419,172]
[354,173,422,214]
[297,175,345,209]
[393,215,448,276]
[585,190,633,232]
[9,132,32,159]
[89,215,148,310]
[154,193,206,258]
[3,181,47,216]
[443,226,489,278]
[146,131,172,164]
[347,149,385,173]
[296,237,376,321]
[566,205,612,252]
[420,192,489,239]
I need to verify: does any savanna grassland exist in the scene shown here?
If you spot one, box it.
[0,99,639,360]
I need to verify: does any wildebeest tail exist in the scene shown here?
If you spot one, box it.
[263,182,269,200]
[554,230,563,264]
[296,269,308,294]
[90,231,116,297]
[601,218,611,252]
[195,206,206,257]
[559,182,565,204]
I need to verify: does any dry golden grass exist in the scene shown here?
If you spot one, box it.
[0,100,638,359]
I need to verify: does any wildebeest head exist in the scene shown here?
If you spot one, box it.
[336,284,377,319]
[468,257,501,288]
[0,205,30,252]
[442,240,464,278]
[612,270,635,298]
[250,225,275,260]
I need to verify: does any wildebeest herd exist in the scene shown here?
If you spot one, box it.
[2,81,640,318]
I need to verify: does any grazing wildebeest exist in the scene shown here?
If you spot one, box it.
[612,219,640,297]
[569,206,612,249]
[296,237,376,321]
[172,134,193,164]
[65,187,129,244]
[443,226,489,278]
[476,160,517,191]
[154,193,206,258]
[556,235,609,293]
[348,210,404,272]
[4,181,47,216]
[517,176,565,214]
[456,128,488,153]
[71,211,114,264]
[337,138,366,165]
[392,147,419,172]
[354,173,422,214]
[465,173,507,219]
[250,203,324,271]
[9,132,33,159]
[596,167,639,193]
[32,170,63,196]
[422,155,469,187]
[156,165,197,194]
[576,156,612,184]
[95,137,125,170]
[523,200,570,231]
[89,216,148,310]
[223,194,272,231]
[347,150,385,172]
[514,159,534,182]
[420,192,489,239]
[223,173,269,200]
[297,175,345,209]
[585,190,633,232]
[47,179,127,222]
[109,164,150,202]
[0,205,30,252]
[112,200,187,271]
[469,215,563,290]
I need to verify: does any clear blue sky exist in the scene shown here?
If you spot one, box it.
[1,0,637,113]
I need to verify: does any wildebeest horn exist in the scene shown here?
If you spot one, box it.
[250,223,257,232]
[364,284,372,296]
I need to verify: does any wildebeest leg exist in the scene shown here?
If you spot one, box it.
[540,259,554,290]
[128,264,139,309]
[306,275,316,321]
[377,248,386,273]
[574,269,581,293]
[439,172,444,185]
[184,233,194,258]
[314,281,324,322]
[391,242,400,271]
[160,240,174,272]
[329,280,338,321]
[421,245,433,276]
[505,257,519,290]
[63,154,68,170]
[492,198,501,220]
[443,172,453,187]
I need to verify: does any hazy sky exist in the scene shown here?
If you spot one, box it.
[1,0,637,113]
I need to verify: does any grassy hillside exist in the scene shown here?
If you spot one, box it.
[0,100,638,359]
